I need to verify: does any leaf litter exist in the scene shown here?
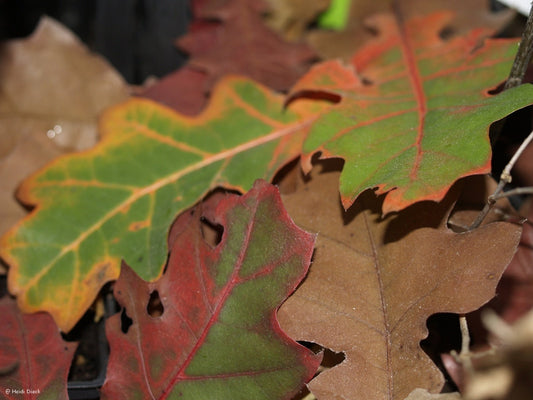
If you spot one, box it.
[277,161,522,400]
[101,180,320,400]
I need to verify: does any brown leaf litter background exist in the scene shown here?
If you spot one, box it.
[0,17,129,244]
[277,161,522,400]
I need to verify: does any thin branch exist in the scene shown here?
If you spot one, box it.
[491,186,533,200]
[459,314,471,355]
[458,315,474,373]
[469,129,533,229]
[451,3,533,384]
[504,4,533,90]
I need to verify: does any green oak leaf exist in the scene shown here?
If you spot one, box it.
[292,12,533,213]
[0,77,319,331]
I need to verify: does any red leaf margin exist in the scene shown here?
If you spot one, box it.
[0,297,76,400]
[101,180,321,399]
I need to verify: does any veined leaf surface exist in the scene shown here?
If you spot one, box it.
[101,180,320,400]
[0,297,76,399]
[0,77,318,331]
[292,12,533,213]
[278,165,521,399]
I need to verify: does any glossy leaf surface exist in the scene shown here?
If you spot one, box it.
[101,180,320,399]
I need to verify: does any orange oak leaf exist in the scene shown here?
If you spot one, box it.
[290,12,533,213]
[277,163,521,399]
[307,0,514,60]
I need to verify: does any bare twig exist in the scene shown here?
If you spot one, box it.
[491,186,533,200]
[469,129,533,229]
[504,4,533,90]
[457,315,474,372]
[452,3,533,382]
[470,4,533,228]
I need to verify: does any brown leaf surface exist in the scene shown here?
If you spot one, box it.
[307,0,515,60]
[177,0,317,93]
[0,17,129,240]
[277,163,521,400]
[139,66,209,116]
[263,0,331,41]
[444,176,533,324]
[473,201,533,328]
[404,388,462,400]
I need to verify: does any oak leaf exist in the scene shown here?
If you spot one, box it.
[0,77,318,332]
[0,296,76,399]
[292,12,533,213]
[404,389,462,400]
[307,1,514,60]
[277,164,521,400]
[263,0,331,41]
[177,0,316,92]
[101,180,320,399]
[142,0,317,115]
[0,17,129,238]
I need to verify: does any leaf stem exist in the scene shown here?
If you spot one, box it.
[504,4,533,90]
[451,315,474,375]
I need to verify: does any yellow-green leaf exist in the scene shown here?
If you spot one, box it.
[0,76,318,331]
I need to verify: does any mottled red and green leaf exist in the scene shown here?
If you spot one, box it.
[0,76,318,331]
[0,297,76,399]
[292,12,533,213]
[101,180,320,400]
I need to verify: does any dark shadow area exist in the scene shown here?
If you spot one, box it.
[62,284,117,399]
[421,313,462,392]
[0,0,190,84]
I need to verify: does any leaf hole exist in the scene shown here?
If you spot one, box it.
[285,90,341,108]
[361,77,373,86]
[147,290,164,317]
[120,308,133,333]
[438,26,456,41]
[200,217,223,248]
[297,341,345,370]
[421,313,461,391]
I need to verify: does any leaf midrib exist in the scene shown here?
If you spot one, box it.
[397,17,427,181]
[22,116,316,295]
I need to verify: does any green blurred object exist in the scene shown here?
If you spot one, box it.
[317,0,352,30]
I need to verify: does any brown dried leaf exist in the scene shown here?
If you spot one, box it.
[277,163,521,400]
[486,200,533,324]
[0,17,129,239]
[177,0,317,92]
[404,388,462,400]
[263,0,331,41]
